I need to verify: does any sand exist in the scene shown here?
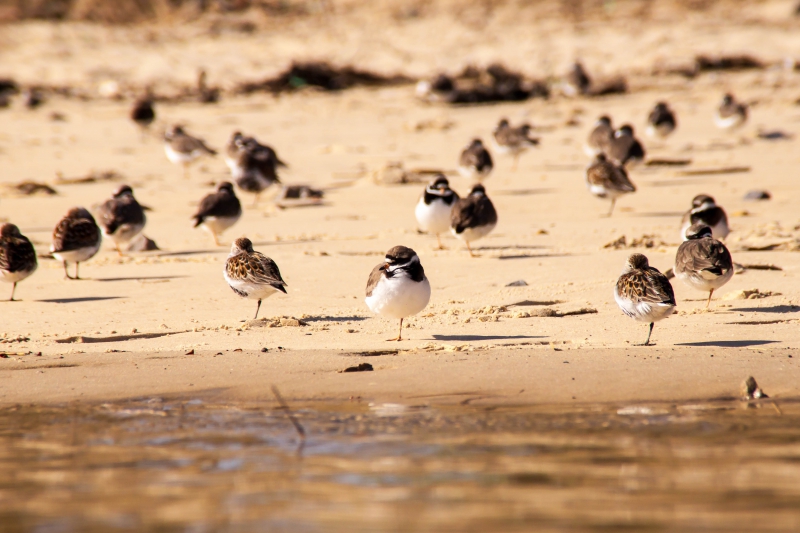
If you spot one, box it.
[0,1,799,407]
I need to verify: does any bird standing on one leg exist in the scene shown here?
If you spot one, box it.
[614,253,676,346]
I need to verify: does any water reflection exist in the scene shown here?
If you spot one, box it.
[1,397,799,532]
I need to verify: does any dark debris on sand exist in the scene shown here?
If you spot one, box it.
[419,64,550,104]
[236,62,411,95]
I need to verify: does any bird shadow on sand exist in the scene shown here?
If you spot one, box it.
[507,299,564,307]
[729,305,800,314]
[493,188,558,196]
[303,315,368,323]
[431,334,544,342]
[95,275,187,282]
[497,253,571,260]
[630,211,686,218]
[38,296,124,304]
[156,250,220,257]
[55,331,191,344]
[675,340,780,348]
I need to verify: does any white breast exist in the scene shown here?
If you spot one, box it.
[614,288,675,323]
[451,222,496,243]
[676,267,733,293]
[52,242,101,264]
[415,198,452,235]
[366,274,431,320]
[165,145,196,165]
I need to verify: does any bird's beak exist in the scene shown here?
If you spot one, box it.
[380,263,389,271]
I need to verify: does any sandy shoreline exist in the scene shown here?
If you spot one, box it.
[2,6,800,408]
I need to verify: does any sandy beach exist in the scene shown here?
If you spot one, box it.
[1,0,800,409]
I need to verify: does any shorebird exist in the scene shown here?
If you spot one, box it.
[0,223,38,301]
[458,139,493,182]
[415,174,459,249]
[674,224,733,308]
[606,124,646,168]
[563,61,592,96]
[50,207,102,279]
[450,184,498,257]
[164,125,217,179]
[492,118,539,171]
[224,237,287,320]
[680,194,729,241]
[365,245,431,341]
[646,102,677,138]
[584,115,613,157]
[715,93,747,131]
[225,132,285,205]
[585,154,636,216]
[130,94,155,140]
[97,185,146,256]
[192,182,242,246]
[614,253,676,346]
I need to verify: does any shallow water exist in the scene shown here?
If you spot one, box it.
[1,396,799,532]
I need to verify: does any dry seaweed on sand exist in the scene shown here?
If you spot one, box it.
[418,64,550,104]
[236,62,411,94]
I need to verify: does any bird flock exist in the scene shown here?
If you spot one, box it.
[0,90,752,345]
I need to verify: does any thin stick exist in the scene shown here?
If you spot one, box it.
[271,385,306,443]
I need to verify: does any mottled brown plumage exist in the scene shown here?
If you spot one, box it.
[586,154,636,216]
[605,125,645,167]
[492,118,539,170]
[614,253,676,346]
[51,207,101,279]
[674,224,733,308]
[164,125,217,179]
[585,116,613,157]
[97,185,146,255]
[224,237,287,319]
[450,184,498,257]
[458,138,493,182]
[192,182,242,246]
[0,223,38,300]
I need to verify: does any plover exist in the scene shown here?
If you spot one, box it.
[492,118,539,171]
[130,95,155,140]
[680,194,729,241]
[458,139,493,182]
[164,125,217,179]
[715,93,747,131]
[415,174,459,249]
[586,154,636,216]
[97,185,146,256]
[0,223,38,301]
[584,115,613,157]
[50,207,102,279]
[450,184,498,257]
[563,61,592,96]
[226,132,284,205]
[606,124,646,168]
[646,102,677,138]
[615,253,676,346]
[674,224,733,308]
[192,182,242,246]
[365,245,431,341]
[224,237,287,319]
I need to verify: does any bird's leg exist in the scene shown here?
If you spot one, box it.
[63,261,74,280]
[436,233,443,250]
[466,241,475,258]
[183,162,190,180]
[115,243,123,257]
[644,322,654,346]
[252,192,260,208]
[75,263,81,280]
[607,198,617,217]
[706,289,714,309]
[512,153,519,172]
[254,299,262,320]
[387,318,403,341]
[9,282,17,302]
[213,232,221,247]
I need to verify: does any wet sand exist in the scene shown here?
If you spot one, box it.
[1,4,800,408]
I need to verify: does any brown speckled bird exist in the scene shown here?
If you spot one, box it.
[614,253,676,346]
[224,237,287,319]
[674,224,733,308]
[50,207,102,279]
[0,223,38,301]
